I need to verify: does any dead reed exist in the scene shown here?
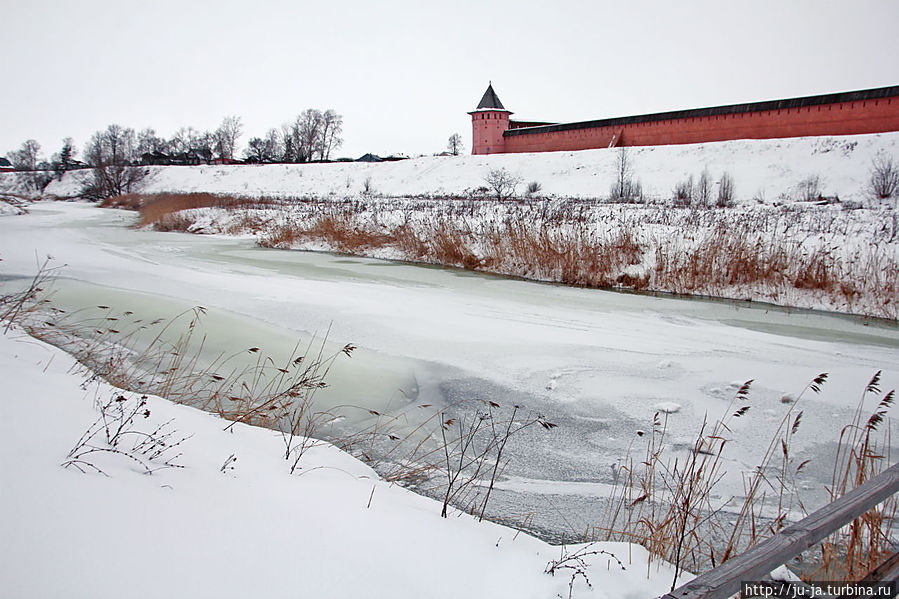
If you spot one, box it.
[101,192,279,228]
[161,195,898,319]
[593,372,897,586]
[2,263,896,582]
[1,279,354,478]
[814,371,898,580]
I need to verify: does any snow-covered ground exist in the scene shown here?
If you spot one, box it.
[2,133,898,592]
[9,132,896,320]
[174,195,898,319]
[1,203,897,554]
[7,131,898,204]
[0,328,683,598]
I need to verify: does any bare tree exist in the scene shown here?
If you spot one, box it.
[295,109,323,163]
[10,139,51,191]
[610,147,641,201]
[717,171,735,207]
[245,135,280,163]
[484,168,521,200]
[318,109,343,161]
[170,126,199,155]
[193,131,217,163]
[82,124,146,200]
[137,128,168,157]
[265,128,284,162]
[696,168,712,206]
[447,133,463,156]
[215,115,243,162]
[673,175,694,206]
[10,139,42,171]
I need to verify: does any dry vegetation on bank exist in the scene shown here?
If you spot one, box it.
[119,192,899,320]
[3,271,897,586]
[593,374,898,582]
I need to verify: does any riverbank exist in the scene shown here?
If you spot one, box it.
[131,194,899,320]
[0,323,685,598]
[4,131,895,203]
[2,202,898,587]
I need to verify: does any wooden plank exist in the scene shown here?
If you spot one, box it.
[661,462,899,599]
[861,552,899,587]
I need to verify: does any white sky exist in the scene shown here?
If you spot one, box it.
[2,0,897,161]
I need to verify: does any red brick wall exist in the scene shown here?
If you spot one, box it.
[501,96,899,153]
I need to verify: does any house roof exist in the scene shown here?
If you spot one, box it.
[475,83,506,110]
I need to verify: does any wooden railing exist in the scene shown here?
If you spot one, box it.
[661,462,899,599]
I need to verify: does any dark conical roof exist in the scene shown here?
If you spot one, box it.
[476,83,506,110]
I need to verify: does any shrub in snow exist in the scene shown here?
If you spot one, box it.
[798,175,822,202]
[673,175,694,207]
[869,153,899,202]
[716,172,735,207]
[610,147,642,203]
[62,393,189,475]
[696,168,713,207]
[362,175,375,197]
[484,168,521,201]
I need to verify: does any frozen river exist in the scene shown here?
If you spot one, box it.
[2,202,898,541]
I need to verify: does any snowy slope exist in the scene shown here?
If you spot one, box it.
[0,328,686,599]
[19,132,899,204]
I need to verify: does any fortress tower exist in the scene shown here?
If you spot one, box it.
[468,83,511,155]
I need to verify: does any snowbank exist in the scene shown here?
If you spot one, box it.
[0,328,685,598]
[22,132,899,204]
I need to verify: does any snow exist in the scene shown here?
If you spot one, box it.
[0,328,685,598]
[7,132,895,320]
[2,129,899,590]
[1,202,897,549]
[14,132,899,204]
[0,199,27,215]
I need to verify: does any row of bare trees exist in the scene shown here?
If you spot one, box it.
[79,116,246,199]
[3,108,344,199]
[245,109,343,164]
[117,116,245,163]
[6,108,344,173]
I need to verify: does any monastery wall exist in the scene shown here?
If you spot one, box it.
[491,89,899,153]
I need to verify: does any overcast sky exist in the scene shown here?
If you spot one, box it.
[2,0,897,161]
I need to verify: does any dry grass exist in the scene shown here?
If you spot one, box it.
[592,372,898,587]
[194,196,899,319]
[2,263,896,582]
[100,192,278,228]
[814,372,897,581]
[260,209,646,290]
[653,226,845,294]
[2,271,550,520]
[0,271,351,475]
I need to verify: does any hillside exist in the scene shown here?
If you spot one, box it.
[3,132,898,204]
